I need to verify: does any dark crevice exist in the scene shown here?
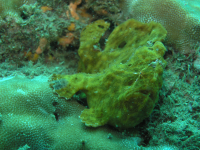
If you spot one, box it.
[54,112,59,121]
[118,41,126,48]
[98,25,105,29]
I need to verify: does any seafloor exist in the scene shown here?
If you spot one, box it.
[0,0,199,150]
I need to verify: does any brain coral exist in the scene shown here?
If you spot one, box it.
[50,19,167,130]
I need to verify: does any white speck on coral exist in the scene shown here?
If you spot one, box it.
[17,89,26,95]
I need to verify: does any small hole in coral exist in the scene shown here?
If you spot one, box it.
[81,140,86,145]
[52,101,59,106]
[20,12,29,20]
[54,112,59,121]
[50,41,59,50]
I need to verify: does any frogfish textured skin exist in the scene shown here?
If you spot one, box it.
[50,19,167,129]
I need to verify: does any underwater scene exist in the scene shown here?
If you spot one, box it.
[0,0,200,149]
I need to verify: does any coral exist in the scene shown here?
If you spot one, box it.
[67,22,76,31]
[36,38,48,54]
[0,75,57,149]
[0,75,138,150]
[0,0,34,21]
[50,19,167,129]
[58,32,75,47]
[85,0,123,16]
[77,7,92,20]
[18,144,30,150]
[194,52,200,71]
[40,6,52,13]
[122,0,200,53]
[146,56,200,149]
[24,51,39,62]
[68,0,82,20]
[24,36,48,62]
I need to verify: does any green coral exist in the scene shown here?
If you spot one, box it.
[50,19,167,129]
